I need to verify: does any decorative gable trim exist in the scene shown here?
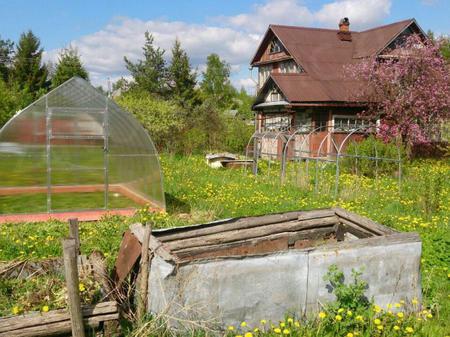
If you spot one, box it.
[376,19,427,57]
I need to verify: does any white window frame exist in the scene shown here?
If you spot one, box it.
[269,39,282,54]
[332,114,367,132]
[258,65,272,89]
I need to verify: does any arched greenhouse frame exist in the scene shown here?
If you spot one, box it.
[0,77,165,222]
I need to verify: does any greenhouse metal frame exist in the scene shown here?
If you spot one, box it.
[0,77,165,221]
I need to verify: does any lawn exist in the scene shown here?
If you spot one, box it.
[0,155,449,335]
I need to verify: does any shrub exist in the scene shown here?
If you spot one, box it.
[343,136,404,177]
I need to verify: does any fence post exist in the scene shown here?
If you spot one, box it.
[68,218,80,256]
[62,238,86,337]
[136,221,153,321]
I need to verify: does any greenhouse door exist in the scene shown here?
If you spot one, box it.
[46,107,108,212]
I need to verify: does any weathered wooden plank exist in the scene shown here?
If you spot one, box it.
[333,207,397,235]
[155,209,335,242]
[112,230,142,286]
[339,218,374,238]
[166,216,339,251]
[174,225,337,260]
[0,302,118,333]
[0,312,119,337]
[130,224,179,263]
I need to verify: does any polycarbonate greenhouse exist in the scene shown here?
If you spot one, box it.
[0,77,165,220]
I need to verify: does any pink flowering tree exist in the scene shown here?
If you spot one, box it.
[347,34,450,150]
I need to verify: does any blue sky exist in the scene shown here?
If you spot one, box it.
[1,0,448,92]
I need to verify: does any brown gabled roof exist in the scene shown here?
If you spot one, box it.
[252,19,425,104]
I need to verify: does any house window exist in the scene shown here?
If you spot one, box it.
[263,115,291,132]
[280,60,304,74]
[265,86,283,102]
[294,111,312,131]
[269,39,282,53]
[333,115,367,132]
[258,65,272,88]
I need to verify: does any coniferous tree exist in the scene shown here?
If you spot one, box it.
[200,53,235,109]
[0,36,14,82]
[168,39,197,107]
[11,30,48,96]
[124,32,167,95]
[51,47,89,88]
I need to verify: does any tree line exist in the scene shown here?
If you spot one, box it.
[0,30,255,154]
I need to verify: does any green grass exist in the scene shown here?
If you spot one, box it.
[0,155,449,335]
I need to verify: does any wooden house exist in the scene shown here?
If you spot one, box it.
[250,18,426,157]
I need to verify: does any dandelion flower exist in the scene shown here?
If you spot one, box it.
[274,328,282,334]
[412,298,418,305]
[282,328,290,335]
[318,312,326,319]
[41,305,49,313]
[240,322,247,327]
[253,328,260,333]
[12,306,20,315]
[347,310,353,317]
[78,283,86,292]
[377,325,383,331]
[373,305,382,313]
[244,333,253,337]
[260,319,267,325]
[338,308,345,313]
[280,322,286,328]
[294,321,300,328]
[395,303,401,308]
[356,315,364,322]
[427,313,433,318]
[405,327,414,334]
[227,326,235,331]
[397,312,404,319]
[394,326,400,331]
[347,333,354,337]
[335,315,343,322]
[374,318,381,325]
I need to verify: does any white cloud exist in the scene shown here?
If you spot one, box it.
[44,0,392,88]
[223,0,392,33]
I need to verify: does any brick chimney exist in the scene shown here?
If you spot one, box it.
[337,17,352,41]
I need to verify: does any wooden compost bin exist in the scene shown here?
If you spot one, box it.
[131,208,421,329]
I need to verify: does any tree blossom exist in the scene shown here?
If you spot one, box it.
[346,34,450,148]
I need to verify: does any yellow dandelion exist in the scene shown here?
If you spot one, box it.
[427,313,433,318]
[41,305,49,313]
[412,298,418,305]
[280,322,286,328]
[78,283,86,292]
[240,321,247,327]
[394,303,401,308]
[397,312,404,319]
[347,333,354,337]
[318,311,326,319]
[394,325,400,331]
[253,328,260,333]
[405,327,414,334]
[260,319,267,325]
[287,318,293,324]
[377,325,383,331]
[338,308,345,313]
[12,306,20,315]
[373,305,382,313]
[282,328,290,335]
[227,326,235,331]
[374,318,381,325]
[335,315,343,322]
[244,333,253,337]
[347,310,353,317]
[294,321,300,328]
[274,328,282,334]
[356,315,364,322]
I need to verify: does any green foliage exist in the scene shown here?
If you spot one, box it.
[51,47,89,88]
[0,35,14,81]
[0,78,32,127]
[344,136,403,177]
[11,30,48,97]
[124,32,167,96]
[323,265,369,312]
[167,39,198,107]
[200,53,236,109]
[115,91,185,150]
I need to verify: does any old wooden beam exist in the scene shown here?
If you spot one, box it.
[333,208,397,235]
[62,238,85,337]
[166,216,339,252]
[155,209,335,242]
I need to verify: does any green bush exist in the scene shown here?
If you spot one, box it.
[343,136,404,177]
